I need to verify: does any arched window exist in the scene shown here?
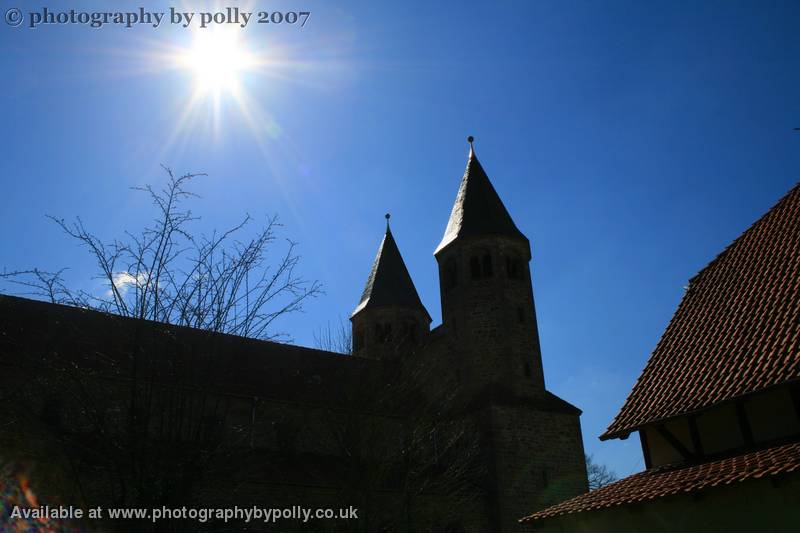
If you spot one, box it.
[401,321,418,343]
[482,254,493,277]
[375,323,392,343]
[506,256,523,279]
[470,252,493,279]
[470,256,482,279]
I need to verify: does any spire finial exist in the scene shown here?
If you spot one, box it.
[385,212,391,232]
[467,135,475,157]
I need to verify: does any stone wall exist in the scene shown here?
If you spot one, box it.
[489,403,588,532]
[436,234,546,398]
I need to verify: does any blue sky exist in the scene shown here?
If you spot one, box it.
[1,0,799,477]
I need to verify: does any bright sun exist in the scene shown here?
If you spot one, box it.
[151,20,306,154]
[180,28,255,97]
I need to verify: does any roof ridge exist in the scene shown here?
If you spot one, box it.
[688,181,800,285]
[601,180,800,440]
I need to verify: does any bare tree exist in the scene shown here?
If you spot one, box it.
[585,454,617,491]
[0,168,323,530]
[313,318,353,354]
[2,167,321,341]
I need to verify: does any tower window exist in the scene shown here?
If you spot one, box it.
[470,253,493,279]
[507,257,523,279]
[482,254,493,277]
[401,321,418,343]
[524,360,532,378]
[375,323,392,343]
[470,256,482,279]
[517,307,525,323]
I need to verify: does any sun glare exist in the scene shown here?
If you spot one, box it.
[143,9,343,161]
[180,28,255,97]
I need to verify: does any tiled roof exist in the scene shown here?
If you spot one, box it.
[434,146,528,255]
[521,441,800,523]
[351,226,431,321]
[602,183,800,440]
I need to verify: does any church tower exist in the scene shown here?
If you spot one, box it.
[434,137,545,396]
[351,215,431,360]
[435,139,586,532]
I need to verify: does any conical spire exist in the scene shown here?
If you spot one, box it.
[435,137,528,255]
[352,216,430,320]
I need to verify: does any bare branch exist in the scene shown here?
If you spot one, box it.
[586,454,617,490]
[2,167,320,342]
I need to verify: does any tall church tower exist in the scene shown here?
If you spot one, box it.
[435,138,586,532]
[434,137,545,397]
[351,215,431,360]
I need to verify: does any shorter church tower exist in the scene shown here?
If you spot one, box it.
[351,215,431,360]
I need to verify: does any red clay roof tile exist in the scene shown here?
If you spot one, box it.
[601,183,800,440]
[520,441,800,523]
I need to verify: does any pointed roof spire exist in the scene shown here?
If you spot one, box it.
[434,136,528,255]
[352,216,431,320]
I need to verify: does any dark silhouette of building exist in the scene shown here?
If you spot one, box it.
[0,138,587,532]
[349,138,588,530]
